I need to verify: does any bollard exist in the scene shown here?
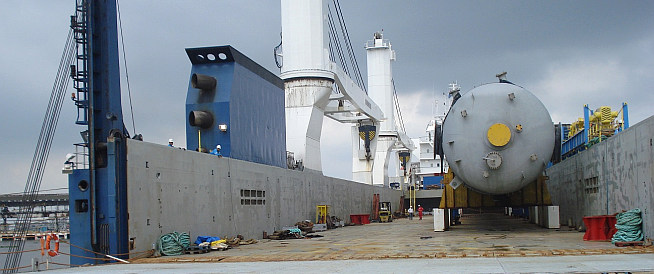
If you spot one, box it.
[31,258,39,272]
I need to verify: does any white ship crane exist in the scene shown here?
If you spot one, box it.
[279,0,413,185]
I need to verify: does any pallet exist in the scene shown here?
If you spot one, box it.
[184,245,209,254]
[614,241,644,247]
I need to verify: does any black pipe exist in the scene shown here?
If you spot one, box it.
[189,110,214,129]
[191,73,217,91]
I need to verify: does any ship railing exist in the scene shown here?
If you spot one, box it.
[71,143,89,170]
[418,136,433,143]
[365,39,390,48]
[1,217,70,236]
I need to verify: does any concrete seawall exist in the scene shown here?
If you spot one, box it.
[126,139,402,255]
[547,115,653,238]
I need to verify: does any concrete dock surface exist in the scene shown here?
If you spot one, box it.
[56,213,654,273]
[50,254,654,273]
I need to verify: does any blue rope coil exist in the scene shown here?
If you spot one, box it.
[611,208,643,244]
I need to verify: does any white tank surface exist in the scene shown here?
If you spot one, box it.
[442,82,554,195]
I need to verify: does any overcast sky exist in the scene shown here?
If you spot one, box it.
[1,1,652,195]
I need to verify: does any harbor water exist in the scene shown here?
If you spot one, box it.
[1,240,71,272]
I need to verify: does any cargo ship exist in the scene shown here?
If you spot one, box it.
[3,0,652,271]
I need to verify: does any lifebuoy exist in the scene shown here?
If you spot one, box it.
[45,234,51,250]
[44,233,60,257]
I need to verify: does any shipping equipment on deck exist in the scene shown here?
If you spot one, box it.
[379,202,392,222]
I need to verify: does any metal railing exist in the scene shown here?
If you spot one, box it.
[71,143,89,170]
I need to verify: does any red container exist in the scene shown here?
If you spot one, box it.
[349,214,371,225]
[349,215,360,225]
[360,214,370,224]
[582,215,617,241]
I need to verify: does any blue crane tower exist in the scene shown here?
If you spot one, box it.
[67,0,129,265]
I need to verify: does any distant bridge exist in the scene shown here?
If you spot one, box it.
[0,193,68,207]
[1,193,69,218]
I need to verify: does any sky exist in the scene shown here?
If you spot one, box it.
[0,1,652,195]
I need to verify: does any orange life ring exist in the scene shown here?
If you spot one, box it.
[44,233,60,257]
[45,234,51,250]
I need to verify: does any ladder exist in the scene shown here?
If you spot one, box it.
[71,0,89,126]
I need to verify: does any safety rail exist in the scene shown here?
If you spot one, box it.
[561,128,587,159]
[418,136,433,143]
[71,143,89,170]
[365,38,390,48]
[0,235,154,272]
[1,218,69,237]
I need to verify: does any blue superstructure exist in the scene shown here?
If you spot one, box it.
[185,46,286,168]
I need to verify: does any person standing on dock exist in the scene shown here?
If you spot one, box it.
[418,205,424,220]
[408,206,414,220]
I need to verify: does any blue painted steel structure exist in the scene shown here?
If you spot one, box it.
[185,46,286,168]
[561,105,591,159]
[68,0,129,265]
[621,102,629,130]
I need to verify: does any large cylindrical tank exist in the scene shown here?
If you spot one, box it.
[442,82,554,195]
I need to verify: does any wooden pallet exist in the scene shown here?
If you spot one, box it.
[614,241,644,247]
[184,245,209,254]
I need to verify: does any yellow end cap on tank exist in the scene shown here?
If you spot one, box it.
[487,123,511,147]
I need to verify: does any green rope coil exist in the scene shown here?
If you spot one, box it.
[611,208,644,244]
[157,232,191,256]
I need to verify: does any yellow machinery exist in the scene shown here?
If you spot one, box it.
[567,106,619,140]
[568,118,585,139]
[589,106,619,139]
[316,205,330,224]
[379,202,392,222]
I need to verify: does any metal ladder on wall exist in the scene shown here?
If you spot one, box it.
[71,0,89,126]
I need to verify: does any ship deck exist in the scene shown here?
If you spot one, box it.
[134,212,653,263]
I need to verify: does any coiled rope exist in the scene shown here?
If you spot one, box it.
[611,208,644,244]
[157,232,190,256]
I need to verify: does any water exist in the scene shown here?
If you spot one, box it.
[0,240,71,272]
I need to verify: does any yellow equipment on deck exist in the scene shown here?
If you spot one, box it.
[316,205,330,224]
[379,202,392,222]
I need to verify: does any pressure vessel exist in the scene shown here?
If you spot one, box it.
[442,82,554,194]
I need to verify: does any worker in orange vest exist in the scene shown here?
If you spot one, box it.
[418,205,424,220]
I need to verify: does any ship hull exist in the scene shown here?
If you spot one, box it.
[546,115,654,237]
[126,139,402,255]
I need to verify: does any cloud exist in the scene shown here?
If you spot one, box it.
[533,58,628,123]
[529,34,654,125]
[1,1,652,195]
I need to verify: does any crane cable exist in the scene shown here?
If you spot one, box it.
[116,0,137,135]
[327,0,367,93]
[392,79,406,133]
[3,28,76,274]
[327,8,350,78]
[331,0,366,93]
